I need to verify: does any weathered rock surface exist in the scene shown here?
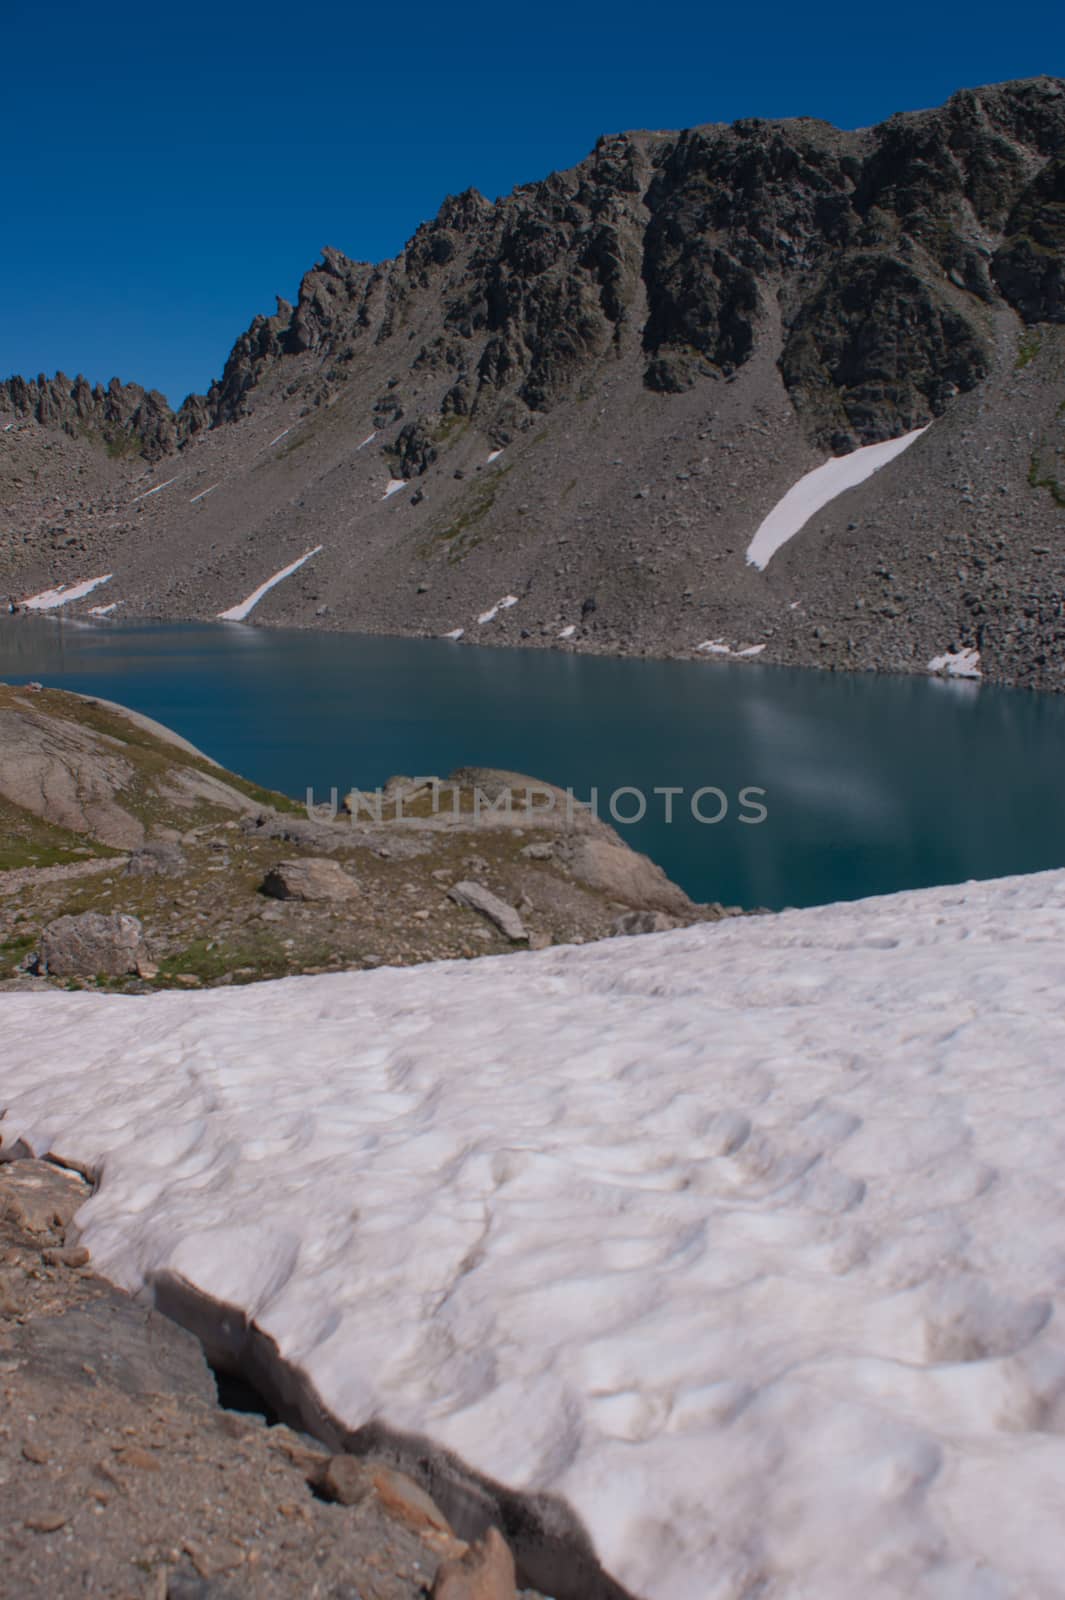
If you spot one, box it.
[559,836,694,915]
[448,880,528,941]
[432,1527,518,1600]
[39,910,149,976]
[261,857,358,901]
[125,839,189,877]
[0,701,144,848]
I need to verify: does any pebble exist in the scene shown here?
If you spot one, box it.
[25,1511,69,1533]
[42,1245,90,1268]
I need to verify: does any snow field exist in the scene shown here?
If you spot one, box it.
[6,872,1065,1596]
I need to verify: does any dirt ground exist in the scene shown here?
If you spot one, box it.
[0,1158,548,1600]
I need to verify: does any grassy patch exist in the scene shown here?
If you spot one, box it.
[429,464,512,563]
[1016,330,1042,370]
[1029,453,1065,508]
[431,412,469,446]
[0,932,36,973]
[0,791,114,872]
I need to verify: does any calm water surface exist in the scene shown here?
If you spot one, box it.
[2,616,1063,910]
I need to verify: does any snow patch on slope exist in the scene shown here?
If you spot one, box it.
[928,647,981,679]
[695,639,765,658]
[217,547,323,622]
[477,595,518,625]
[20,574,113,611]
[129,476,179,505]
[7,872,1065,1598]
[746,427,929,571]
[382,478,407,500]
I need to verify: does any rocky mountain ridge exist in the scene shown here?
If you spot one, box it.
[2,76,1065,687]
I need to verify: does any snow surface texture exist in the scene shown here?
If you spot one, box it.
[7,871,1065,1599]
[383,478,408,499]
[928,648,982,679]
[746,428,929,571]
[19,574,113,610]
[217,547,323,622]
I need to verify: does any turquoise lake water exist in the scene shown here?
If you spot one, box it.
[2,616,1064,910]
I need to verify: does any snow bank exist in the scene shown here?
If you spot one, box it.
[87,602,118,617]
[442,627,465,640]
[267,428,291,448]
[558,624,576,639]
[928,647,982,679]
[7,871,1065,1599]
[382,478,408,500]
[189,483,219,504]
[487,448,504,463]
[129,475,179,505]
[746,427,929,571]
[217,546,323,622]
[19,574,113,611]
[477,595,519,625]
[357,432,377,450]
[695,639,765,658]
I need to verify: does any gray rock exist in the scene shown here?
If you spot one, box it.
[448,881,528,942]
[124,840,188,878]
[519,842,555,861]
[610,910,679,936]
[40,911,149,977]
[558,837,693,915]
[261,858,358,902]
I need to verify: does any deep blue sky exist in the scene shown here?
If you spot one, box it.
[4,0,1062,407]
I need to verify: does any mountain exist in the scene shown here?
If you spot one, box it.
[3,76,1064,688]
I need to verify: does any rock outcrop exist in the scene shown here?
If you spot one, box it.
[261,857,359,901]
[39,911,149,977]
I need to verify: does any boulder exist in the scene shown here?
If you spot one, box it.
[319,1454,370,1507]
[261,858,358,902]
[448,881,527,942]
[558,836,692,915]
[430,1527,517,1600]
[519,841,555,861]
[124,840,188,878]
[40,912,149,977]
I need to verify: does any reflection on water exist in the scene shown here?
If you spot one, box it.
[2,616,1063,910]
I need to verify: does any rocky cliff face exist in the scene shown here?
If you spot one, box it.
[3,76,1065,690]
[186,77,1064,450]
